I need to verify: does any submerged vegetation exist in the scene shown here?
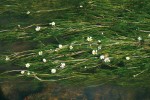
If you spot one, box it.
[0,0,150,87]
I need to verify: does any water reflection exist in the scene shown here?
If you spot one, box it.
[0,81,149,100]
[85,84,150,100]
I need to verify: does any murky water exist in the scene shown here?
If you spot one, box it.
[0,80,150,100]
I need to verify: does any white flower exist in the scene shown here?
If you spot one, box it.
[133,75,137,78]
[138,37,142,41]
[25,63,30,68]
[38,51,43,56]
[58,44,63,49]
[80,5,83,8]
[18,25,21,27]
[148,34,150,37]
[100,55,105,59]
[69,45,73,50]
[60,63,66,69]
[49,22,55,26]
[98,45,102,50]
[51,22,55,26]
[26,11,30,15]
[54,49,58,52]
[51,69,56,74]
[84,66,87,69]
[35,26,41,31]
[5,56,10,61]
[43,58,47,63]
[126,57,130,60]
[104,57,110,62]
[92,50,98,55]
[98,40,101,43]
[27,72,30,75]
[101,32,104,35]
[21,71,25,74]
[87,37,93,42]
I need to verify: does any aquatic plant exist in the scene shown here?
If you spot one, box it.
[0,0,150,87]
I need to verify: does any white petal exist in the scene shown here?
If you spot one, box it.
[100,55,105,59]
[126,57,130,60]
[25,63,30,68]
[35,26,41,31]
[5,56,10,61]
[98,40,101,43]
[98,46,102,50]
[26,11,30,14]
[87,37,93,42]
[80,5,83,8]
[58,44,63,48]
[51,22,55,26]
[60,63,66,68]
[138,37,142,41]
[38,51,43,55]
[104,57,110,62]
[92,50,97,55]
[69,45,73,50]
[43,58,47,63]
[27,72,30,75]
[21,71,25,74]
[51,69,56,73]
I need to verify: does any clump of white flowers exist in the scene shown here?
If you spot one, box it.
[49,22,55,26]
[148,34,150,37]
[21,70,25,74]
[43,58,47,63]
[92,50,98,55]
[51,69,56,74]
[26,11,30,15]
[104,57,110,62]
[126,57,130,60]
[25,63,30,68]
[35,26,41,31]
[38,51,43,56]
[58,44,63,49]
[5,56,10,61]
[100,54,111,62]
[69,45,73,50]
[87,36,93,42]
[138,36,142,41]
[60,63,66,69]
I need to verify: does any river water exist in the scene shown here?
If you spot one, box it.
[0,79,150,100]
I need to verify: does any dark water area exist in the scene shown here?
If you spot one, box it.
[0,80,150,100]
